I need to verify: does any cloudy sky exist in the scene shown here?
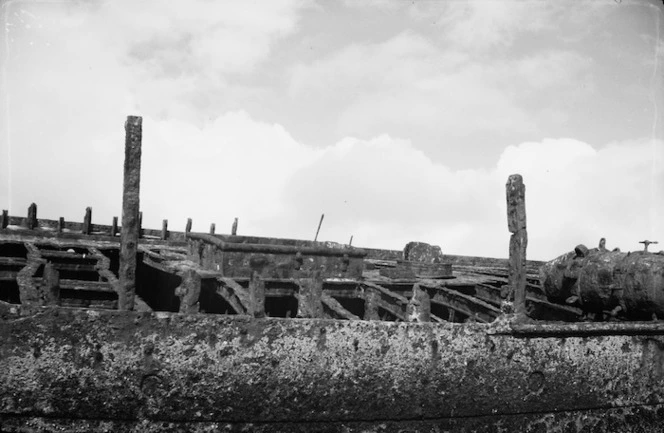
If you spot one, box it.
[1,0,663,260]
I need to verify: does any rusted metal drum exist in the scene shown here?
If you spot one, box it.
[540,241,664,319]
[539,250,578,304]
[612,252,664,319]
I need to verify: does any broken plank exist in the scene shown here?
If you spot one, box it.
[321,293,360,320]
[217,277,252,312]
[362,281,409,305]
[215,284,247,315]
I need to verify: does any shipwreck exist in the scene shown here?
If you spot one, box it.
[1,116,664,432]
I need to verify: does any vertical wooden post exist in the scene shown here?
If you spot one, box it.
[83,207,92,234]
[111,216,118,236]
[209,223,216,235]
[248,270,266,318]
[27,203,37,229]
[296,271,323,318]
[42,263,60,306]
[161,219,169,240]
[0,210,7,229]
[138,211,143,238]
[231,217,238,235]
[186,218,192,234]
[364,287,381,320]
[118,115,142,311]
[406,283,430,322]
[176,268,201,314]
[506,174,527,317]
[57,217,65,233]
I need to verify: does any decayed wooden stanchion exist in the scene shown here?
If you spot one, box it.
[118,115,142,311]
[506,174,527,317]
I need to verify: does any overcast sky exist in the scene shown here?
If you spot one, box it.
[1,0,663,260]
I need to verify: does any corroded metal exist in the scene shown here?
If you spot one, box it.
[540,239,664,320]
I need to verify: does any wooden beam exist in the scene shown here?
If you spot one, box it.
[362,281,409,304]
[231,217,238,235]
[321,293,360,320]
[215,284,246,315]
[209,223,215,235]
[42,263,60,305]
[363,287,381,320]
[59,279,115,293]
[429,287,501,323]
[16,243,45,306]
[0,257,27,266]
[248,271,266,318]
[406,283,430,322]
[88,247,121,295]
[57,217,65,233]
[83,207,92,235]
[111,217,118,237]
[161,219,169,240]
[186,218,192,234]
[506,174,527,316]
[138,211,143,238]
[217,277,252,312]
[1,210,7,229]
[296,271,323,318]
[175,268,201,314]
[118,115,142,311]
[27,203,37,230]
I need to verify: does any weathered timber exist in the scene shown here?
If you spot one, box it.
[216,284,247,315]
[138,211,143,237]
[321,293,361,320]
[363,287,381,320]
[26,203,37,230]
[118,115,142,311]
[506,174,527,316]
[161,219,169,240]
[51,263,98,272]
[0,210,7,229]
[186,218,192,234]
[175,268,201,314]
[217,277,252,312]
[248,271,266,318]
[187,232,366,258]
[231,217,238,235]
[111,216,118,236]
[0,257,27,266]
[40,250,91,259]
[59,279,115,293]
[16,243,45,305]
[83,207,92,234]
[209,223,215,235]
[427,285,502,323]
[42,263,60,305]
[406,283,430,322]
[57,217,64,233]
[375,298,406,321]
[88,247,122,294]
[296,271,323,318]
[362,281,409,305]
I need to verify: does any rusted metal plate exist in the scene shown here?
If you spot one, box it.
[1,307,664,430]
